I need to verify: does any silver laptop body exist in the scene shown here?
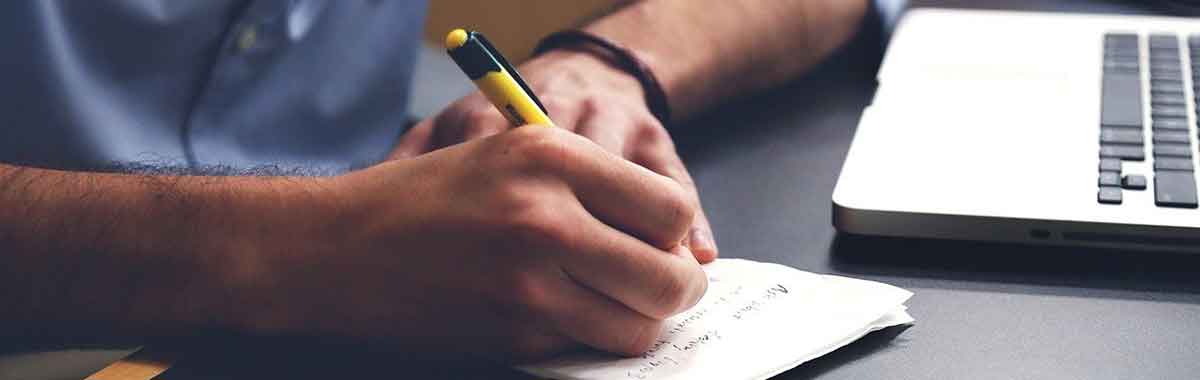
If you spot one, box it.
[833,8,1200,251]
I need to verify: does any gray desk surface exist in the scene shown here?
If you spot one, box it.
[6,1,1200,379]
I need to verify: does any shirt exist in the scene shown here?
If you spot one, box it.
[1,0,898,173]
[0,0,427,173]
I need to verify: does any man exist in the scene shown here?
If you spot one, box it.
[0,0,871,360]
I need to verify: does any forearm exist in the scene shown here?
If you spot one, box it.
[585,0,870,119]
[0,164,320,338]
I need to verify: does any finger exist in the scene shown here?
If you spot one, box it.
[561,207,707,321]
[460,110,510,141]
[531,131,693,250]
[390,118,437,159]
[434,105,511,149]
[539,96,588,133]
[630,132,719,263]
[543,266,668,356]
[575,110,629,157]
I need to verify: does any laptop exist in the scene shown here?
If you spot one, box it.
[833,8,1200,251]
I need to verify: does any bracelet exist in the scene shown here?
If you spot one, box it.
[533,30,673,126]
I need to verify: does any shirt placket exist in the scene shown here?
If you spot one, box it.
[183,0,294,167]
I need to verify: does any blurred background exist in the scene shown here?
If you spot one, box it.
[424,0,621,62]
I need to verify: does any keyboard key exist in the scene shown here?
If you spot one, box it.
[1152,106,1189,119]
[1151,55,1180,64]
[1100,128,1144,144]
[1105,61,1139,73]
[1152,82,1186,93]
[1152,94,1188,107]
[1152,65,1182,73]
[1099,172,1121,186]
[1155,172,1199,208]
[1100,158,1122,172]
[1107,33,1138,42]
[1108,54,1140,62]
[1122,174,1148,190]
[1151,86,1185,96]
[1153,118,1189,131]
[1155,158,1195,171]
[1101,145,1146,161]
[1153,131,1191,144]
[1099,187,1123,205]
[1151,66,1181,74]
[1102,73,1144,128]
[1108,46,1139,53]
[1150,35,1178,47]
[1152,79,1185,88]
[1154,143,1193,158]
[1150,51,1180,61]
[1151,71,1182,81]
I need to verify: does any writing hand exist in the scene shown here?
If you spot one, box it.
[259,126,706,361]
[392,50,718,263]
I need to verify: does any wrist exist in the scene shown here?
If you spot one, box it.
[214,174,346,334]
[532,30,672,124]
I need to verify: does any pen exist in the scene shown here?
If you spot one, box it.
[445,29,555,127]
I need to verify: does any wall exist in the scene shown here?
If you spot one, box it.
[424,0,622,62]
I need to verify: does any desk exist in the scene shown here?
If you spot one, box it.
[9,0,1200,379]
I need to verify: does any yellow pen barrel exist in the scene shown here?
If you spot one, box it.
[474,70,555,127]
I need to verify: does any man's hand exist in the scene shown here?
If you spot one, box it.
[257,126,707,361]
[392,50,718,263]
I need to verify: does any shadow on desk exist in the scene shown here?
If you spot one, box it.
[777,325,912,379]
[151,336,529,380]
[830,233,1200,303]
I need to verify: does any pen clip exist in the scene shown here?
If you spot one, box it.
[473,32,550,116]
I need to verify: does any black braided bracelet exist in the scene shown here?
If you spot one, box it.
[533,30,673,126]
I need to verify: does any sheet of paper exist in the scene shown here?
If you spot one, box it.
[518,259,913,380]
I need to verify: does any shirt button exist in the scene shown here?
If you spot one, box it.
[236,26,258,53]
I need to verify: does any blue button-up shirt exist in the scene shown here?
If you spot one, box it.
[0,0,427,173]
[1,0,901,173]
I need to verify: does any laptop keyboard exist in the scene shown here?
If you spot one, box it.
[1098,33,1200,208]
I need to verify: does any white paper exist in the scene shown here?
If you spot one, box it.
[518,259,914,380]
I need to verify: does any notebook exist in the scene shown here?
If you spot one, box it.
[518,259,914,380]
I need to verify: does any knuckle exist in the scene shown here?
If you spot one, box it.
[507,204,575,249]
[660,182,697,240]
[637,121,671,144]
[491,179,540,215]
[507,126,578,169]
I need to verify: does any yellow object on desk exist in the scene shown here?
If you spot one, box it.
[445,29,555,127]
[85,349,173,380]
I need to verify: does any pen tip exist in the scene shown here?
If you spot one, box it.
[446,29,469,50]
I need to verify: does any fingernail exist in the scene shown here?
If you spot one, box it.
[689,227,717,254]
